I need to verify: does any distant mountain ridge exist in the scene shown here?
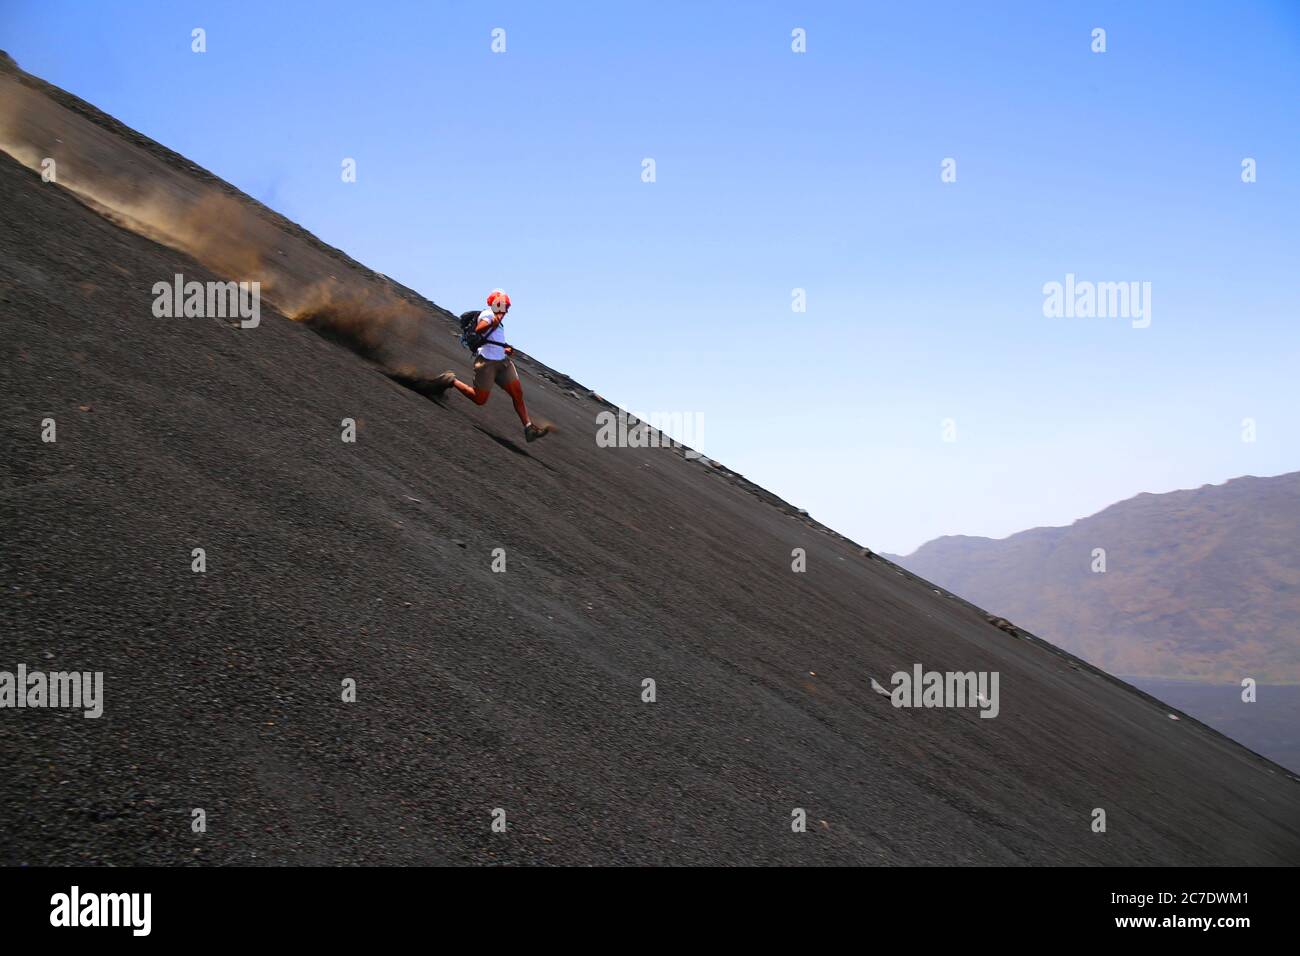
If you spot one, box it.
[887,473,1300,684]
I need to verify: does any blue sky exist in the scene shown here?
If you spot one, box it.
[4,1,1298,553]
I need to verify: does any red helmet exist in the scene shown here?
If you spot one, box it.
[487,288,511,314]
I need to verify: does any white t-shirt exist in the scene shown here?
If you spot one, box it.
[477,309,507,361]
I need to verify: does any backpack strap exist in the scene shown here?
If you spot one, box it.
[477,319,508,351]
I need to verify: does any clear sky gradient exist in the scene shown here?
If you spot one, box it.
[4,1,1297,553]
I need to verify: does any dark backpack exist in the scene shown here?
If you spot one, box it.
[458,310,509,355]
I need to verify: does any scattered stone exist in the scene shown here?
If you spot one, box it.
[986,615,1019,636]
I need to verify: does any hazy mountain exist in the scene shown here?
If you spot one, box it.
[889,473,1300,684]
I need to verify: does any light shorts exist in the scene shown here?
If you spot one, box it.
[472,356,520,392]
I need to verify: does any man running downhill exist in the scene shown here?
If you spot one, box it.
[435,289,549,442]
